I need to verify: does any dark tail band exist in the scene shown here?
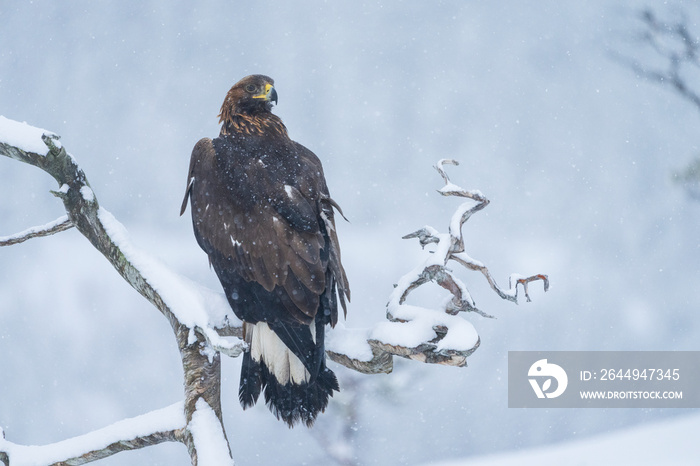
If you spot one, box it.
[239,351,339,427]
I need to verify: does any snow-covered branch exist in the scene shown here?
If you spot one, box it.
[1,116,235,465]
[0,215,73,247]
[1,117,547,463]
[327,159,548,372]
[0,404,184,466]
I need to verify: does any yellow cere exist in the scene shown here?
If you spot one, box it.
[252,83,274,99]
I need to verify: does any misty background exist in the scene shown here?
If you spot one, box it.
[1,1,699,464]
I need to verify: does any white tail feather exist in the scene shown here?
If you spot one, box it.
[248,322,311,385]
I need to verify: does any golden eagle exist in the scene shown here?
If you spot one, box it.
[181,75,350,427]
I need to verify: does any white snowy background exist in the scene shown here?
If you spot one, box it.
[1,1,698,465]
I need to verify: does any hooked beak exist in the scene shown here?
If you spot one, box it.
[268,86,278,105]
[253,83,278,105]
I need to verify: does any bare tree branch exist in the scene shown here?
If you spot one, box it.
[612,8,700,114]
[327,343,394,375]
[612,8,700,200]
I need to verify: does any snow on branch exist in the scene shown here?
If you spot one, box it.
[0,403,184,466]
[0,116,242,349]
[187,400,234,466]
[327,159,548,373]
[1,116,237,464]
[0,116,60,156]
[0,215,73,246]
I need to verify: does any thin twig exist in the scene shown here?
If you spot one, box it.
[0,215,73,246]
[612,8,700,115]
[512,274,551,303]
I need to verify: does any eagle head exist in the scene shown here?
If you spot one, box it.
[218,75,278,125]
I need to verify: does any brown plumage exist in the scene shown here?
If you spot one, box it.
[181,75,349,427]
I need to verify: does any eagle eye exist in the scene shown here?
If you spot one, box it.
[245,84,257,93]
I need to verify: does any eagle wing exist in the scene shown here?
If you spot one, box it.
[181,137,346,325]
[292,141,350,321]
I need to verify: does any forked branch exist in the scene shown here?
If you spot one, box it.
[612,9,700,114]
[329,158,548,372]
[401,159,548,311]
